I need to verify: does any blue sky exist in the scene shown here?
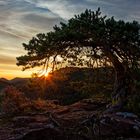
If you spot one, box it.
[0,0,140,79]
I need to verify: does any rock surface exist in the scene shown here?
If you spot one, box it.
[0,99,140,140]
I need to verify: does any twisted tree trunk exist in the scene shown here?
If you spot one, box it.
[112,61,127,108]
[108,54,131,110]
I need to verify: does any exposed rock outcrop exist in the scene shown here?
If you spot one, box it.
[0,99,139,140]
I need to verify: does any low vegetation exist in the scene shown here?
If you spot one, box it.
[0,67,140,116]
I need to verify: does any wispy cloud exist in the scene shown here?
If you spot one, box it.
[24,0,140,21]
[24,0,91,19]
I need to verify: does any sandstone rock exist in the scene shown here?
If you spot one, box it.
[12,116,37,127]
[98,112,140,137]
[0,99,140,140]
[116,112,138,119]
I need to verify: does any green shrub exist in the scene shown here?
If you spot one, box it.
[126,93,140,115]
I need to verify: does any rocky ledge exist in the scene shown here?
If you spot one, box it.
[0,99,140,140]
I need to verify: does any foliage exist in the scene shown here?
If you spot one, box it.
[42,67,114,105]
[0,86,49,115]
[17,8,140,108]
[23,78,45,99]
[17,8,140,71]
[6,67,112,106]
[1,86,30,115]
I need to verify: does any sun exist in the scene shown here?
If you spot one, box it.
[44,68,52,77]
[38,67,52,77]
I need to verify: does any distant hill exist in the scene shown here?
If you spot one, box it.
[10,77,29,85]
[51,67,94,81]
[10,77,30,91]
[0,77,30,93]
[0,78,9,83]
[50,66,114,83]
[0,78,11,92]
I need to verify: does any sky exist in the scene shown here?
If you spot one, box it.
[0,0,140,79]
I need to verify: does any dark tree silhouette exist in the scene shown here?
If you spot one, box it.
[17,8,140,109]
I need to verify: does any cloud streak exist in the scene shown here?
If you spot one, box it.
[24,0,140,21]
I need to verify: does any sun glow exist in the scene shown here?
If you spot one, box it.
[38,67,52,77]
